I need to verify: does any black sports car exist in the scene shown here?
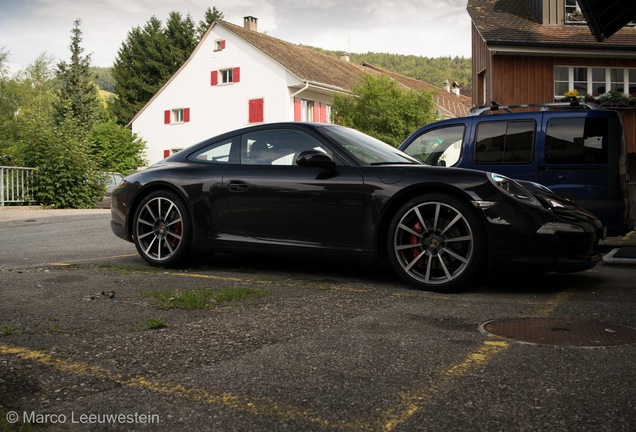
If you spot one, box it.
[111,122,603,292]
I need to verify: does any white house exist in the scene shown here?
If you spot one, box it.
[131,16,473,165]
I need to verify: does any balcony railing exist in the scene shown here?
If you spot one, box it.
[1,166,37,206]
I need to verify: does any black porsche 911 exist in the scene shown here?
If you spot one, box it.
[111,122,603,292]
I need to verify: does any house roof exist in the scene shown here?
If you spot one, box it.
[218,20,369,92]
[360,62,473,118]
[467,0,636,51]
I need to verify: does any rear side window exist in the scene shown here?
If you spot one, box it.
[475,120,534,164]
[545,117,608,164]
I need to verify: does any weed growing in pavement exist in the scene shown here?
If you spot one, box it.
[142,286,270,309]
[144,318,168,330]
[1,325,18,336]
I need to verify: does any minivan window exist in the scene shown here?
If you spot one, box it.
[475,120,534,164]
[545,117,608,164]
[402,125,465,166]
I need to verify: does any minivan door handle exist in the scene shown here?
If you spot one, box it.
[226,180,250,192]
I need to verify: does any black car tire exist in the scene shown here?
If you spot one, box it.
[387,193,486,292]
[133,190,192,267]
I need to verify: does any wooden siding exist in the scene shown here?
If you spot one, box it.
[470,24,490,106]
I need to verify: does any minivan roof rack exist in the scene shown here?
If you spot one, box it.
[470,101,605,116]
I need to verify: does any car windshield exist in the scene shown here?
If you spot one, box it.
[320,126,421,166]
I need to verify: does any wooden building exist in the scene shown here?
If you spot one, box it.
[467,0,636,159]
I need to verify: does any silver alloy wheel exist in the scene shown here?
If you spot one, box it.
[135,196,184,261]
[393,201,474,286]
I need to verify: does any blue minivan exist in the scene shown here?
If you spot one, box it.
[399,102,633,236]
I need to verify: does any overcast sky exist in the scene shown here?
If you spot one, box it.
[1,0,472,73]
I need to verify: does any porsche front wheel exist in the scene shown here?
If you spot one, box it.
[387,194,486,292]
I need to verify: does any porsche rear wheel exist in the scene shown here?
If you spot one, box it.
[133,190,192,267]
[388,194,486,292]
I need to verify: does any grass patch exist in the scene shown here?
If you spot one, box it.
[144,318,168,330]
[142,287,270,309]
[1,325,18,336]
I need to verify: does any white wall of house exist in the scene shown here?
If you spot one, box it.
[132,24,309,165]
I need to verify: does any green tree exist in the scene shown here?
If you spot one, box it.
[1,54,56,165]
[164,12,197,71]
[54,19,103,132]
[332,74,436,146]
[89,121,146,174]
[111,17,171,124]
[13,98,103,208]
[196,6,224,40]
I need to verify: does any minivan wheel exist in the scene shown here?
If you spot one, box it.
[387,194,486,292]
[133,190,192,267]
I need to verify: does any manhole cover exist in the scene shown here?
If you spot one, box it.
[481,318,636,347]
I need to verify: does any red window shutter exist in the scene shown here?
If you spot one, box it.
[211,70,218,86]
[233,67,240,83]
[319,103,327,123]
[221,40,226,49]
[164,110,171,124]
[249,98,264,123]
[184,108,190,122]
[164,149,171,158]
[294,97,301,121]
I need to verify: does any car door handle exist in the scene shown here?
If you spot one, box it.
[226,180,250,192]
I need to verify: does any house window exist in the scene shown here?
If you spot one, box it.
[554,66,636,97]
[301,100,314,121]
[164,108,190,124]
[211,67,241,86]
[564,0,584,23]
[214,39,226,51]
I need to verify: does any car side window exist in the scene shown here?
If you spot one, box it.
[475,120,534,164]
[242,129,331,166]
[403,125,465,167]
[545,117,608,164]
[188,139,235,163]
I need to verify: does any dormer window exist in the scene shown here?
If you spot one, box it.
[565,0,585,23]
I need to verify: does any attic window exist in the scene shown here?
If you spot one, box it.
[565,0,585,23]
[214,39,226,51]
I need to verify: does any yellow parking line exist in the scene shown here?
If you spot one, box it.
[0,343,334,428]
[381,339,509,431]
[380,288,576,431]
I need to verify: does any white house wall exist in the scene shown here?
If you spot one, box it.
[132,25,303,165]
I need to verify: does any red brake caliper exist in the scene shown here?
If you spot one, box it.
[410,222,425,267]
[171,222,182,247]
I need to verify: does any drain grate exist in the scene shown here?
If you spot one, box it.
[481,317,636,347]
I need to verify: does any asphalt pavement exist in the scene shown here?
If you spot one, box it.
[1,205,636,431]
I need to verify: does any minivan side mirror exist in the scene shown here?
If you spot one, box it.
[296,150,336,169]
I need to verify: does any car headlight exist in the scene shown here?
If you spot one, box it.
[488,173,542,208]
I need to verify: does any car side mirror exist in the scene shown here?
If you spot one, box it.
[296,150,336,169]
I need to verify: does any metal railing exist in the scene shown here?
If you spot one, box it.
[1,166,37,206]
